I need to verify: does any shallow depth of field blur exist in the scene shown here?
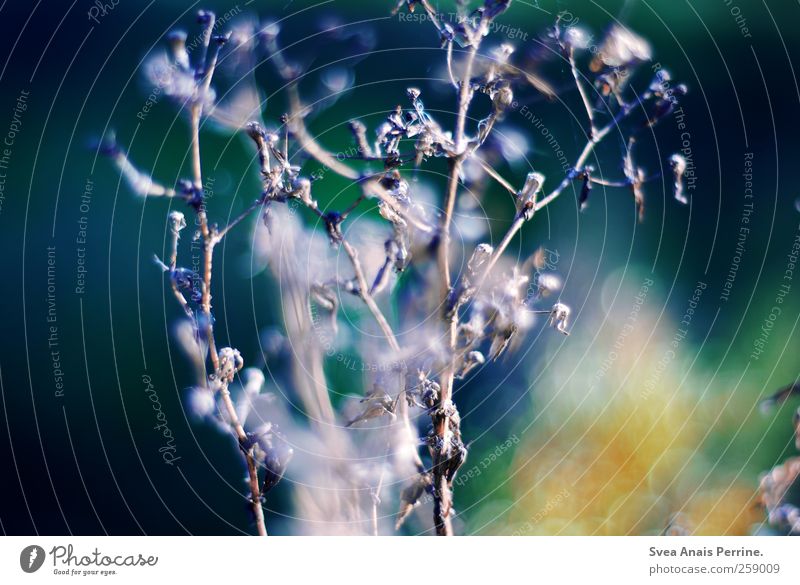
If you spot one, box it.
[1,0,799,535]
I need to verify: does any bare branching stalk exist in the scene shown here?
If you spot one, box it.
[432,12,486,536]
[104,3,685,537]
[194,76,268,536]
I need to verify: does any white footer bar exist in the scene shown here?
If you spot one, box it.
[1,536,795,583]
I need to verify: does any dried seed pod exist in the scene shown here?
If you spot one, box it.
[457,350,485,379]
[592,24,651,70]
[395,472,432,530]
[217,347,244,383]
[419,372,440,409]
[579,166,593,211]
[348,119,374,158]
[759,381,800,413]
[444,438,468,484]
[288,176,315,210]
[516,172,545,220]
[669,154,688,204]
[467,243,494,280]
[259,433,293,494]
[167,30,190,69]
[488,317,518,360]
[492,84,514,112]
[170,267,196,292]
[346,392,396,427]
[168,210,187,233]
[549,302,571,335]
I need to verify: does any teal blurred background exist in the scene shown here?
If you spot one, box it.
[1,0,799,535]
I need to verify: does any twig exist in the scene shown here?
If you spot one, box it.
[287,85,360,181]
[188,19,267,532]
[446,40,458,89]
[340,238,426,475]
[434,15,487,537]
[370,444,390,536]
[219,381,267,536]
[477,103,636,294]
[567,46,596,138]
[215,198,266,243]
[474,154,517,195]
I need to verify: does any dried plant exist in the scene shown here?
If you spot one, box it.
[100,2,687,535]
[759,382,800,535]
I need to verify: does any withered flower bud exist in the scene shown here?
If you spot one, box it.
[396,472,433,530]
[492,85,514,112]
[669,153,688,204]
[549,302,571,335]
[261,441,293,494]
[517,172,545,220]
[167,30,190,70]
[467,243,494,280]
[168,210,186,233]
[579,165,593,211]
[217,347,244,384]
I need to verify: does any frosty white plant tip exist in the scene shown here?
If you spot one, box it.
[549,302,571,335]
[218,347,244,384]
[517,171,545,219]
[669,153,688,205]
[168,210,186,233]
[562,25,590,50]
[595,24,652,69]
[243,368,265,396]
[536,273,562,297]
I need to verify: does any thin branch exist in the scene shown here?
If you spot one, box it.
[438,41,479,294]
[477,102,636,294]
[362,178,434,234]
[189,40,267,532]
[215,198,265,243]
[446,40,458,89]
[219,382,267,536]
[535,102,632,212]
[370,444,390,536]
[340,238,426,473]
[341,240,400,352]
[567,46,596,138]
[434,15,487,537]
[474,154,517,195]
[287,85,360,181]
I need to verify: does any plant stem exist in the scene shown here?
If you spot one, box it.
[190,101,267,537]
[342,240,400,351]
[434,31,482,538]
[568,46,596,138]
[341,239,426,474]
[478,103,635,291]
[220,384,267,536]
